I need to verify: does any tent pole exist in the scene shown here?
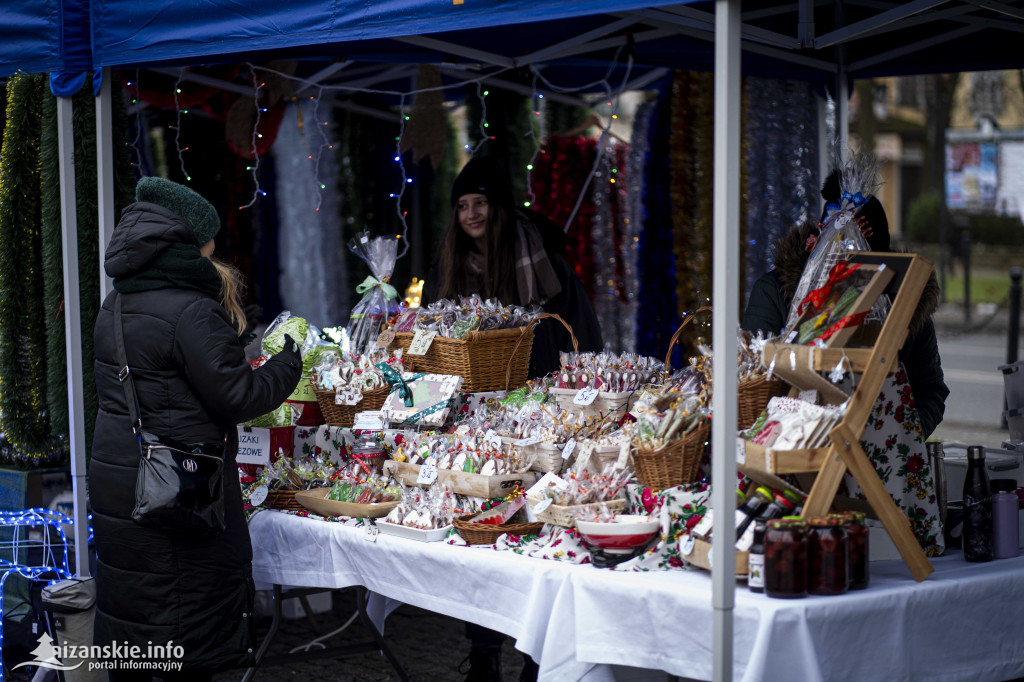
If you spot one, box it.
[818,94,830,186]
[838,64,849,153]
[58,96,90,578]
[96,66,115,300]
[712,1,740,681]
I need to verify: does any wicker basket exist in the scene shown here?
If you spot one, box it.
[737,374,790,430]
[312,384,392,428]
[528,497,627,528]
[263,489,305,511]
[632,420,710,490]
[390,313,577,393]
[452,514,544,545]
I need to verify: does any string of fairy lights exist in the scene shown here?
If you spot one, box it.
[139,50,637,252]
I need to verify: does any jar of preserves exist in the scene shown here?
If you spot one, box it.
[350,432,385,474]
[807,516,848,595]
[764,518,808,599]
[830,511,868,589]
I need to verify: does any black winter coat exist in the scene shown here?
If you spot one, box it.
[422,208,603,378]
[89,202,302,672]
[741,223,949,438]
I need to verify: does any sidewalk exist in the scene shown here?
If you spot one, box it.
[932,302,1017,336]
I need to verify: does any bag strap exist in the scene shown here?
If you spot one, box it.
[113,293,144,435]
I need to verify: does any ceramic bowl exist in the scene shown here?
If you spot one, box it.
[576,515,661,554]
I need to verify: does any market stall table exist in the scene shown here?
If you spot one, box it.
[248,510,1024,682]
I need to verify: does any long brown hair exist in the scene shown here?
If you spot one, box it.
[437,201,517,303]
[209,257,247,335]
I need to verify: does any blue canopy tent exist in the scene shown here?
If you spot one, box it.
[5,0,1024,678]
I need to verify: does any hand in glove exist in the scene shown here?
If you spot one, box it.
[274,333,302,365]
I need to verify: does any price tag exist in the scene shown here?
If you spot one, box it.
[680,534,695,556]
[561,438,577,460]
[236,427,271,466]
[735,438,746,465]
[364,524,379,542]
[798,389,818,404]
[248,484,268,507]
[417,458,439,485]
[573,387,599,406]
[407,329,437,356]
[335,387,363,406]
[376,330,396,348]
[352,411,387,431]
[614,439,631,469]
[288,377,317,402]
[532,498,553,515]
[513,435,541,447]
[692,509,714,539]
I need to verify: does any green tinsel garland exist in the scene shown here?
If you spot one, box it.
[0,73,58,467]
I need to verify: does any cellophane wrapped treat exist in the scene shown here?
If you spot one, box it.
[785,148,888,333]
[262,311,342,375]
[347,231,401,355]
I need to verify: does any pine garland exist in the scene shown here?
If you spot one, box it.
[0,73,58,466]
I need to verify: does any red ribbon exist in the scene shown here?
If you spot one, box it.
[814,311,869,344]
[797,261,861,316]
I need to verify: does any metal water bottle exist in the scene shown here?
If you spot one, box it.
[962,446,993,562]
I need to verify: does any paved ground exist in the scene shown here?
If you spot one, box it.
[213,588,527,682]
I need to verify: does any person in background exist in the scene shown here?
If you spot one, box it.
[422,157,602,681]
[422,155,603,378]
[742,170,948,438]
[89,177,303,681]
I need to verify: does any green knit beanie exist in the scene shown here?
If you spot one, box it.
[135,177,220,246]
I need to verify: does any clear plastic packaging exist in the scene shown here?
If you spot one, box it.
[347,231,401,355]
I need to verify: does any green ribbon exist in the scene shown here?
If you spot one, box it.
[400,397,455,427]
[356,276,398,301]
[375,362,425,408]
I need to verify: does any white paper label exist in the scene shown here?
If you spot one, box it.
[614,439,631,469]
[248,484,268,507]
[692,509,714,539]
[681,535,695,556]
[407,329,437,355]
[417,459,439,485]
[513,435,541,447]
[335,387,363,406]
[561,438,577,460]
[236,427,271,465]
[353,411,387,430]
[364,524,379,542]
[573,387,599,406]
[736,524,755,551]
[485,429,502,450]
[748,553,765,588]
[798,389,818,404]
[532,498,553,515]
[735,438,746,465]
[455,424,471,437]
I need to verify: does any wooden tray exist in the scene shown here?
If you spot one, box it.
[293,487,400,518]
[736,439,829,475]
[382,460,536,498]
[680,535,749,575]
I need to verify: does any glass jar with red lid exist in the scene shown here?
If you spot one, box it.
[807,516,849,595]
[764,518,808,599]
[830,511,868,590]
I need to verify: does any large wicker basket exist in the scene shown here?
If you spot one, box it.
[737,374,790,430]
[312,384,392,428]
[390,313,576,393]
[632,420,710,490]
[452,514,544,545]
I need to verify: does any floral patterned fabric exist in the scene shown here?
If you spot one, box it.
[844,364,945,556]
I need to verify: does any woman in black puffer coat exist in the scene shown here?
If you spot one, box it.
[89,177,302,680]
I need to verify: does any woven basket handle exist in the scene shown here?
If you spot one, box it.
[505,313,578,390]
[663,306,713,373]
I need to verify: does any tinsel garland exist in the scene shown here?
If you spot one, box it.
[590,140,633,352]
[622,99,655,354]
[669,72,700,325]
[0,74,56,466]
[529,135,598,301]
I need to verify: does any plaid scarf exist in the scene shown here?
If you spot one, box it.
[514,213,562,305]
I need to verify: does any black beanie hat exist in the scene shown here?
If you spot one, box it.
[819,169,890,252]
[450,157,515,212]
[135,176,220,246]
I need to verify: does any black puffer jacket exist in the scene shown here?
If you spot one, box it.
[422,208,603,378]
[741,222,949,438]
[89,203,302,672]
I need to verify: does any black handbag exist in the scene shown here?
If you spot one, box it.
[114,294,227,534]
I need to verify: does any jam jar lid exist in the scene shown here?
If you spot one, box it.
[806,516,844,527]
[829,510,866,524]
[767,518,807,531]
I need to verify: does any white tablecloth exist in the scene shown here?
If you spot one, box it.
[249,510,1024,682]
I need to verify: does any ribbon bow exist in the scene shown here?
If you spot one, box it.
[797,260,860,316]
[841,190,869,207]
[356,276,398,301]
[375,362,425,408]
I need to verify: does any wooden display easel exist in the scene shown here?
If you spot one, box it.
[740,253,935,582]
